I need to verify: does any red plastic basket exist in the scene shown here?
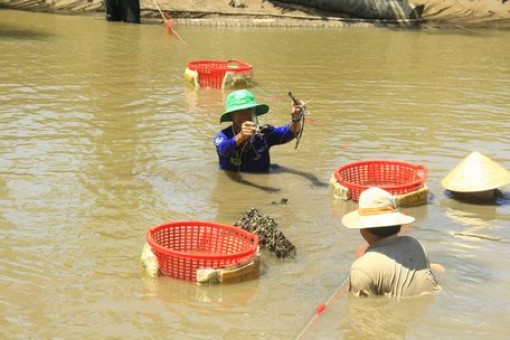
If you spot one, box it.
[334,160,428,202]
[146,221,259,281]
[187,59,253,88]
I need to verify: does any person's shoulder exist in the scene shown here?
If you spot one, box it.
[216,126,233,136]
[399,235,423,246]
[352,251,386,269]
[398,235,429,256]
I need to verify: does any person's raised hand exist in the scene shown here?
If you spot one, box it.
[236,121,256,145]
[291,102,304,123]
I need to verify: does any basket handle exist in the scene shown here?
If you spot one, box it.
[226,59,246,68]
[416,165,428,182]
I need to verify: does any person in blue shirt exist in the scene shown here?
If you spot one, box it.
[213,89,303,172]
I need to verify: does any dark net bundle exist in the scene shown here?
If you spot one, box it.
[234,208,296,258]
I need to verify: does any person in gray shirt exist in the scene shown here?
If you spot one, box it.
[342,187,440,298]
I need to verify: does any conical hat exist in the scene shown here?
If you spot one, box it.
[441,152,510,192]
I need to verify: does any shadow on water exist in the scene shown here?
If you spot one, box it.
[270,164,330,188]
[444,189,510,206]
[0,24,54,40]
[224,171,281,193]
[439,195,509,243]
[223,164,329,193]
[495,191,510,206]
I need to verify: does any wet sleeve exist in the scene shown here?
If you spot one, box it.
[349,268,376,298]
[214,132,237,157]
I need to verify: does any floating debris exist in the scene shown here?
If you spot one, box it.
[271,198,288,205]
[234,208,296,258]
[453,232,504,242]
[140,243,160,277]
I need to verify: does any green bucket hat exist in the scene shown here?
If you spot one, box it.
[220,89,269,123]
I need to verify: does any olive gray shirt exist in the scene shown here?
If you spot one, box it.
[349,235,439,298]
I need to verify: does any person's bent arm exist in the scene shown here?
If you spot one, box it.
[214,133,237,158]
[349,268,376,297]
[214,121,257,157]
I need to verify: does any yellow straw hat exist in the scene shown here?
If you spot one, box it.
[441,152,510,192]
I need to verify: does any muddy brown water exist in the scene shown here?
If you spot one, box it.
[1,9,509,339]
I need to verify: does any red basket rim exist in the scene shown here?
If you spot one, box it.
[187,59,252,71]
[146,220,259,260]
[333,159,428,189]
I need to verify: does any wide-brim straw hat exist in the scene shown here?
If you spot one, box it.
[342,187,415,229]
[220,89,269,123]
[441,151,510,192]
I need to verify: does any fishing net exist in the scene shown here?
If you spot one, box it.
[234,208,296,258]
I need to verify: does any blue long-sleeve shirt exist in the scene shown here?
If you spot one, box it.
[213,124,295,172]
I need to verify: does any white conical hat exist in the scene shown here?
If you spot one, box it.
[441,152,510,192]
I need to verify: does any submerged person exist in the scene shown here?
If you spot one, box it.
[213,89,303,172]
[441,151,510,201]
[341,187,440,298]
